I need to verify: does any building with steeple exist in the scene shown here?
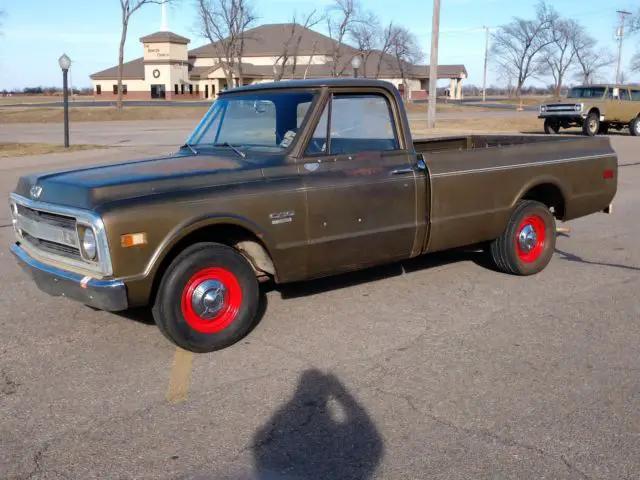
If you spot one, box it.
[89,3,467,100]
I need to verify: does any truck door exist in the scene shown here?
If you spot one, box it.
[298,90,419,277]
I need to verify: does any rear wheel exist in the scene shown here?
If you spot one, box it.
[582,112,600,136]
[152,242,260,353]
[488,200,556,276]
[630,116,640,137]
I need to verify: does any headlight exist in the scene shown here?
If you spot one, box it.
[575,103,583,112]
[82,228,97,260]
[540,105,546,113]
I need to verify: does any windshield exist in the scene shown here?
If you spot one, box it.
[566,86,606,99]
[186,90,317,152]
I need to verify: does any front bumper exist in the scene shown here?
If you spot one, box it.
[11,243,129,311]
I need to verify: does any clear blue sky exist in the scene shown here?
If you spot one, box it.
[0,0,638,90]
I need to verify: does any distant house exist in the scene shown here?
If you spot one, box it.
[90,23,468,100]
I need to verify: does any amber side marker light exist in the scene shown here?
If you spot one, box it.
[121,232,148,248]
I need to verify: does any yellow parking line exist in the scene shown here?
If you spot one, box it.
[166,347,194,404]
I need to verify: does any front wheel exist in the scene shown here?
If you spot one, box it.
[488,200,556,276]
[630,116,640,137]
[544,118,560,134]
[582,112,600,136]
[152,242,260,353]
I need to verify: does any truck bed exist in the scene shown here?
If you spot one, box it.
[411,134,618,254]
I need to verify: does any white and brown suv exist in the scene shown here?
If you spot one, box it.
[538,84,640,136]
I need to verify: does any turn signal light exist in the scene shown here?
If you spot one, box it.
[121,232,148,247]
[603,169,614,179]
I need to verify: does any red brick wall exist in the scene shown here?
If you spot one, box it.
[94,91,204,101]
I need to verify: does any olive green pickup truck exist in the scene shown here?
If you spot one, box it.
[9,79,618,353]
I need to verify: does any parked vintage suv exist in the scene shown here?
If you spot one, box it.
[538,84,640,136]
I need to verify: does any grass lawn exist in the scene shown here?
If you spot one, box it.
[0,106,211,124]
[0,102,496,124]
[0,142,106,158]
[410,113,550,136]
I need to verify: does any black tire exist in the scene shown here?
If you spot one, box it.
[582,112,600,136]
[544,118,560,134]
[152,242,260,353]
[630,116,640,137]
[488,200,556,276]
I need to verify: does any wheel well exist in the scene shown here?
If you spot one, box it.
[588,107,600,116]
[521,183,565,219]
[148,224,276,306]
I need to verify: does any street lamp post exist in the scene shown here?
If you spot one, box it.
[351,55,362,78]
[58,54,71,148]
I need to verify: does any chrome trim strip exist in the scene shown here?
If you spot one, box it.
[9,193,114,276]
[430,153,614,178]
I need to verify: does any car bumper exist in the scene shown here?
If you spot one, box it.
[538,113,582,120]
[11,243,129,311]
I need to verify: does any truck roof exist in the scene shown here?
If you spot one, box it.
[220,78,400,95]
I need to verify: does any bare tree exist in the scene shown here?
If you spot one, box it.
[197,0,257,87]
[631,52,640,73]
[272,10,324,81]
[347,10,380,77]
[572,33,615,84]
[490,0,558,98]
[374,22,396,79]
[387,25,424,100]
[117,1,178,110]
[540,19,580,98]
[325,0,359,76]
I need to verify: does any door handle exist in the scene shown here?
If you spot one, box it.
[390,167,414,175]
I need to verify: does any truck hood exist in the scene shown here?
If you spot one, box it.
[13,150,265,211]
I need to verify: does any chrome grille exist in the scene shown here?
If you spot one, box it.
[22,232,81,260]
[13,204,82,261]
[16,204,77,229]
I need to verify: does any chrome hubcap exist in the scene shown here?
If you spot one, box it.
[518,224,537,252]
[191,279,227,319]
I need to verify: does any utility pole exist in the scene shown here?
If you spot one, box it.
[615,10,631,85]
[427,0,441,129]
[483,26,489,103]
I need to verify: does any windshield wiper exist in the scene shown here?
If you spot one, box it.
[215,142,246,158]
[182,143,198,155]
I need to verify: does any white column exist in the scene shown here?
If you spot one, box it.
[456,78,463,100]
[450,78,455,97]
[160,0,169,32]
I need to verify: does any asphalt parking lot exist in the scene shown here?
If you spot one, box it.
[1,132,639,479]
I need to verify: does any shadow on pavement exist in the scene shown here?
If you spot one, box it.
[555,248,640,272]
[250,368,384,480]
[274,247,491,299]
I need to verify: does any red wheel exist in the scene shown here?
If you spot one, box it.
[181,267,242,334]
[515,214,547,263]
[153,242,260,353]
[488,200,556,276]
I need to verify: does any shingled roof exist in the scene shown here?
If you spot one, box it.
[90,23,468,82]
[140,31,190,45]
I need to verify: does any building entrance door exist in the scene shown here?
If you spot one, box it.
[151,84,166,99]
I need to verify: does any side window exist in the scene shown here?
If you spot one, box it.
[631,89,640,102]
[619,89,630,101]
[304,103,329,155]
[329,94,399,154]
[304,93,399,156]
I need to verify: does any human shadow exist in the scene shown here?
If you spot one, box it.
[251,369,384,480]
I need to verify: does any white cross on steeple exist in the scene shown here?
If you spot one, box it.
[160,0,169,32]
